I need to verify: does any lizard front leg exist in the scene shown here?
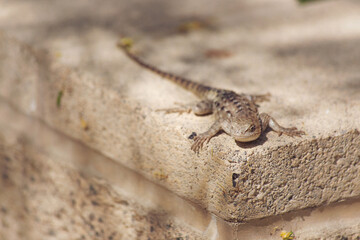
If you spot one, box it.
[157,99,213,116]
[260,113,305,137]
[247,93,271,104]
[191,120,222,153]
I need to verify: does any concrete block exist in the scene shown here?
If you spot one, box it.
[0,0,359,238]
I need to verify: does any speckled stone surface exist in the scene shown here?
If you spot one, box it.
[0,124,207,240]
[0,0,359,237]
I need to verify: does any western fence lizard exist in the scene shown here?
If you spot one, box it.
[118,38,305,152]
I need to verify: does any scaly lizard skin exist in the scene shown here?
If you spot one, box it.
[118,39,305,152]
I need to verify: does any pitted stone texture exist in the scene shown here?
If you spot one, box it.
[0,136,205,240]
[1,102,359,240]
[225,130,360,221]
[1,0,360,223]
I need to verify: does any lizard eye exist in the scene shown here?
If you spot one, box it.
[246,125,256,132]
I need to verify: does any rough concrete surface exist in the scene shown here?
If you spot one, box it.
[0,0,360,237]
[1,98,359,240]
[0,104,207,240]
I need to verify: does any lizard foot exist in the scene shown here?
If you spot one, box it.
[156,102,192,115]
[156,107,191,115]
[191,134,211,153]
[277,127,305,137]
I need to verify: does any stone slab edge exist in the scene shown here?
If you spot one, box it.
[0,32,359,222]
[0,134,206,240]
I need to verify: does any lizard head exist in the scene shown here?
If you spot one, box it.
[221,119,261,142]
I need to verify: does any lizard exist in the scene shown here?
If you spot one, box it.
[118,38,305,152]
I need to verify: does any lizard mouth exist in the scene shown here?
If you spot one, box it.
[234,133,260,142]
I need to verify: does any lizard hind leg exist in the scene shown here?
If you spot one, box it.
[260,113,305,137]
[192,99,213,116]
[156,99,213,116]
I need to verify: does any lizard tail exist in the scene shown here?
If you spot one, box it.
[117,38,212,98]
